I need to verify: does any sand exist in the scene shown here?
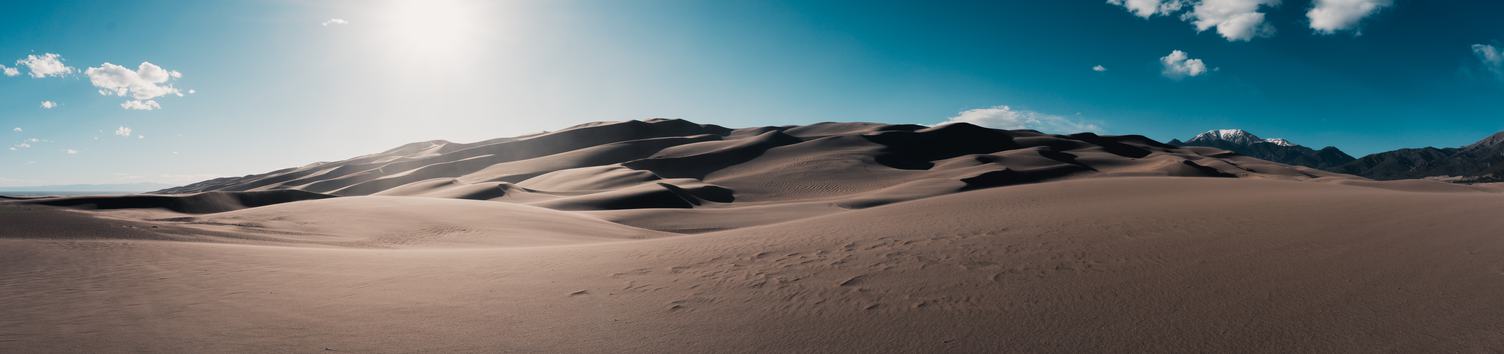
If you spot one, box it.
[4,119,1504,352]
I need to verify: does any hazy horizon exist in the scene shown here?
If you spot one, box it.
[4,0,1504,186]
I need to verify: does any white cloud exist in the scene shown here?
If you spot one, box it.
[940,105,1101,134]
[11,127,19,133]
[1308,0,1391,34]
[85,61,185,110]
[1161,50,1209,78]
[115,126,133,137]
[1473,44,1503,77]
[1107,0,1184,18]
[40,100,57,109]
[15,53,74,78]
[120,100,162,110]
[1,66,17,77]
[1092,65,1108,72]
[1108,0,1279,42]
[65,149,78,155]
[10,143,31,150]
[322,18,349,26]
[1185,0,1280,41]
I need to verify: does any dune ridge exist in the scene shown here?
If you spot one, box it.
[145,119,1352,222]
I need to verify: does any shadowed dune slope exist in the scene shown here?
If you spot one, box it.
[23,189,335,214]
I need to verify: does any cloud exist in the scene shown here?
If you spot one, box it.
[1474,44,1504,77]
[1185,0,1280,41]
[1,65,16,77]
[322,18,349,26]
[1092,65,1108,72]
[15,53,75,78]
[85,61,185,110]
[121,100,162,110]
[1308,0,1391,34]
[1107,0,1278,42]
[940,105,1101,134]
[1161,50,1209,78]
[115,126,133,137]
[65,149,78,155]
[11,127,19,133]
[40,100,57,109]
[1107,0,1184,18]
[10,142,31,150]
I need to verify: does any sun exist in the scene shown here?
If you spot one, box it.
[378,0,489,57]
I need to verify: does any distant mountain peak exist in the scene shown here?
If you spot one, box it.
[1187,129,1299,147]
[1203,129,1259,139]
[1466,131,1504,149]
[1174,128,1352,171]
[1189,129,1263,145]
[1263,138,1295,147]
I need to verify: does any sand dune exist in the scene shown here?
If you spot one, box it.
[152,119,1349,211]
[5,119,1503,352]
[155,196,669,248]
[5,178,1504,352]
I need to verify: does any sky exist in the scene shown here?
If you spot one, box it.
[2,0,1504,186]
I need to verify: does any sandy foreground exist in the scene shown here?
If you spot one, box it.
[5,177,1504,353]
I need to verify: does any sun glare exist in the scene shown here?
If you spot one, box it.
[379,0,488,58]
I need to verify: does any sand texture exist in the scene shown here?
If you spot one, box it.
[4,120,1503,353]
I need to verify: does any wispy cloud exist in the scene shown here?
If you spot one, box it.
[940,105,1102,134]
[40,100,57,109]
[1092,65,1108,72]
[322,18,349,26]
[115,126,134,137]
[1473,43,1503,78]
[1,65,17,77]
[120,100,162,110]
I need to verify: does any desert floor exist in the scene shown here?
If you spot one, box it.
[5,177,1504,353]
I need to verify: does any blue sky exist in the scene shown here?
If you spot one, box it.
[2,0,1503,186]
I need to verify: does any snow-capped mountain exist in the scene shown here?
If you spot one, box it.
[1185,129,1295,147]
[1171,129,1355,171]
[1262,138,1295,147]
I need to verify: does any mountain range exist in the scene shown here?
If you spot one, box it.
[1168,129,1356,171]
[1172,129,1504,182]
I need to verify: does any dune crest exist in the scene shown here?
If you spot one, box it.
[148,119,1354,219]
